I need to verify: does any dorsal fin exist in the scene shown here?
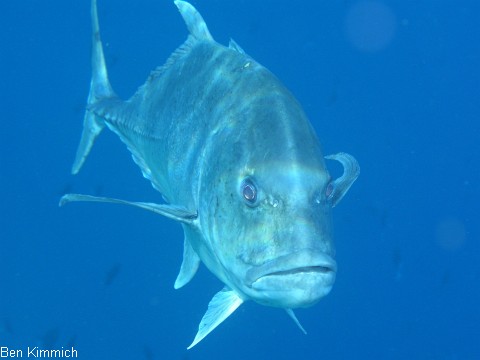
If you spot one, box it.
[174,1,214,41]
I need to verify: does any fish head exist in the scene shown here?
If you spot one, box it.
[234,163,337,309]
[198,69,359,310]
[203,156,350,309]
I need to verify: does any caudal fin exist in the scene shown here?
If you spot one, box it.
[71,0,116,174]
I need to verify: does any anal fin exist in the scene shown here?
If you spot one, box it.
[285,308,307,335]
[188,287,243,349]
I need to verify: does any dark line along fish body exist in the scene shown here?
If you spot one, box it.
[60,0,360,349]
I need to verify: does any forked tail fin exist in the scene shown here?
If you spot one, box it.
[71,0,116,174]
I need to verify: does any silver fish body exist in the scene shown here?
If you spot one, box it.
[61,0,359,348]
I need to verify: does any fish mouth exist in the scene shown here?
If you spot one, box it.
[245,250,337,287]
[262,265,334,277]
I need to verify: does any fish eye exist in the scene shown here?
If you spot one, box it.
[241,178,257,205]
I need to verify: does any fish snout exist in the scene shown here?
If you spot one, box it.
[244,250,337,308]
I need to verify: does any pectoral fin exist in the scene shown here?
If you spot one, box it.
[59,193,197,224]
[187,287,243,349]
[325,152,360,207]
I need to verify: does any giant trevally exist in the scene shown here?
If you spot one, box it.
[60,0,360,348]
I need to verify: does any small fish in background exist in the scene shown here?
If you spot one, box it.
[0,318,13,334]
[94,184,104,197]
[392,247,403,281]
[104,263,122,287]
[143,345,154,360]
[380,209,389,229]
[365,205,389,229]
[60,183,73,196]
[60,0,360,348]
[326,87,338,107]
[441,270,450,286]
[325,78,339,107]
[66,334,77,349]
[40,328,59,350]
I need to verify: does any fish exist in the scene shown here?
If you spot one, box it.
[0,318,13,334]
[60,0,360,348]
[103,263,122,287]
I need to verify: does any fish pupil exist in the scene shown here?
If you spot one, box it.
[242,181,257,202]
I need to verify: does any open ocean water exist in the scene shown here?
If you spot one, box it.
[1,0,479,359]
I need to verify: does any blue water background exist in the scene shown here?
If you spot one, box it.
[1,0,479,359]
